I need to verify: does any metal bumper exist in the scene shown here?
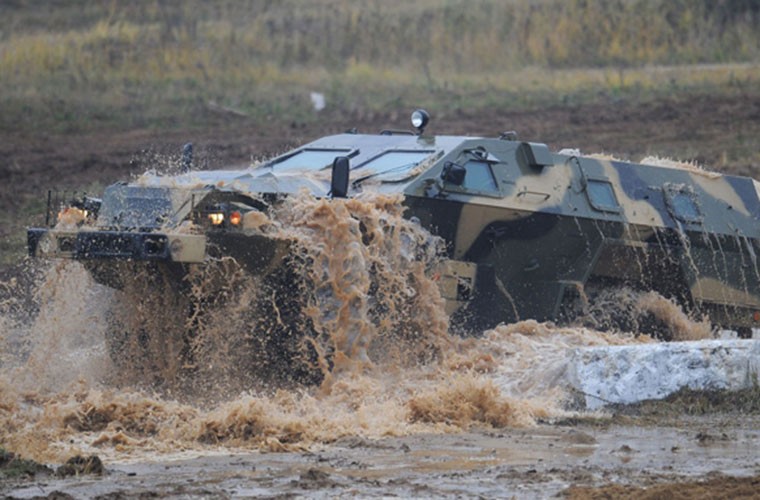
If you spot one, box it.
[27,228,206,263]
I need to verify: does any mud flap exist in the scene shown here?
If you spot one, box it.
[436,260,478,317]
[447,262,518,334]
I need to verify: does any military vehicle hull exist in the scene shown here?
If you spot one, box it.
[28,113,760,343]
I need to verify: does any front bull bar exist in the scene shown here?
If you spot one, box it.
[27,228,206,263]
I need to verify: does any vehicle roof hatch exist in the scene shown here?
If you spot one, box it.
[517,142,553,169]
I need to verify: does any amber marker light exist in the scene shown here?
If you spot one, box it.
[753,311,760,322]
[230,211,242,226]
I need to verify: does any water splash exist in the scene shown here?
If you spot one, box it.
[0,191,709,463]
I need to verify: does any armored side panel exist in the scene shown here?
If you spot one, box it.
[406,138,760,333]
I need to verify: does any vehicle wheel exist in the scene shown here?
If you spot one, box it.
[737,326,753,339]
[248,257,328,386]
[103,263,194,389]
[634,310,673,341]
[575,284,674,340]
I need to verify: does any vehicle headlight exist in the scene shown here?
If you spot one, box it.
[411,109,430,133]
[208,212,224,225]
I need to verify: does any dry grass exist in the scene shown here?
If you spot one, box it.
[0,0,758,132]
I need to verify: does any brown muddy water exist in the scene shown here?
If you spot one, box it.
[1,193,758,498]
[4,422,760,498]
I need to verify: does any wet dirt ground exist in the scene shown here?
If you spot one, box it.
[3,90,760,216]
[3,417,760,498]
[2,92,760,498]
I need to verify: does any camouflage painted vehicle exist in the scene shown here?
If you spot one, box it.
[28,110,760,339]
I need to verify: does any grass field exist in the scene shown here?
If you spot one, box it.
[1,0,759,133]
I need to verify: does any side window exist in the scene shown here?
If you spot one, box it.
[665,187,702,223]
[586,179,620,212]
[354,150,434,182]
[269,148,354,172]
[461,160,498,192]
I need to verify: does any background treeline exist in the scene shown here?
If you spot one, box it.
[1,0,759,131]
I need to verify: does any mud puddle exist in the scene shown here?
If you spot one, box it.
[4,419,760,498]
[1,190,757,498]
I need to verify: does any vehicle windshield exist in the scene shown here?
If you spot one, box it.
[270,149,352,172]
[98,186,173,228]
[354,150,434,182]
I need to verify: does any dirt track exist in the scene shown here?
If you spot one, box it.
[3,91,759,216]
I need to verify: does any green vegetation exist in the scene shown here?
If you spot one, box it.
[0,448,51,480]
[1,0,759,132]
[606,383,760,422]
[653,383,760,415]
[554,384,760,429]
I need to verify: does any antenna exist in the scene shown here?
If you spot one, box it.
[181,143,193,172]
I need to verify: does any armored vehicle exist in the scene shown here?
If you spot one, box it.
[29,111,760,343]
